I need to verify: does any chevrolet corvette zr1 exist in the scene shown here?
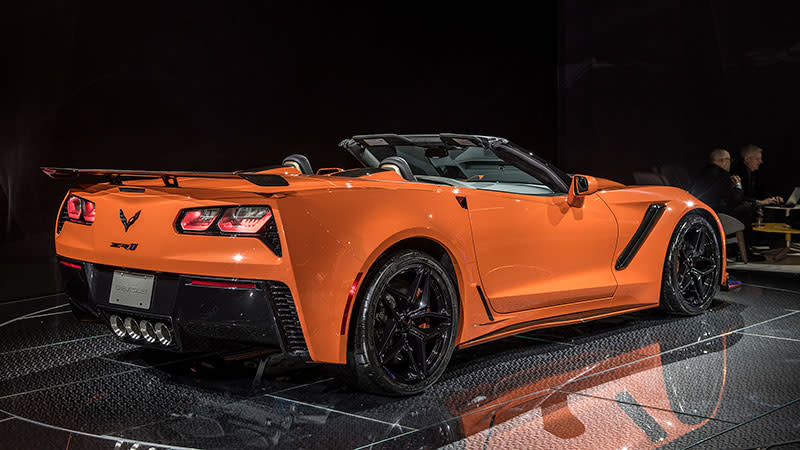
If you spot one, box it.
[44,133,725,395]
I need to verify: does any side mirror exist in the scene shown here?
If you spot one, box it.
[567,174,599,207]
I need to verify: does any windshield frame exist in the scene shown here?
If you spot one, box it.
[339,134,571,194]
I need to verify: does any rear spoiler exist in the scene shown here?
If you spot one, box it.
[40,167,289,187]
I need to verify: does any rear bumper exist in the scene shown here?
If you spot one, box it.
[58,256,309,358]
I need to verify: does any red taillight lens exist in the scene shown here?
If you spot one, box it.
[83,200,96,223]
[59,260,82,270]
[179,208,221,232]
[217,207,272,234]
[67,196,83,220]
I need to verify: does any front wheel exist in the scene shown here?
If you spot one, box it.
[660,213,722,315]
[349,250,459,395]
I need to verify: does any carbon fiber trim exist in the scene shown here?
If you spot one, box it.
[265,219,282,257]
[269,282,309,359]
[57,200,69,233]
[615,203,667,270]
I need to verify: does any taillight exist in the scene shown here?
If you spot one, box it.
[179,208,221,232]
[174,205,279,256]
[83,200,96,223]
[67,196,82,220]
[217,206,272,234]
[60,194,96,229]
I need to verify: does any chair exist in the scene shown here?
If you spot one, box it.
[632,171,669,185]
[718,213,747,264]
[379,157,416,182]
[282,154,314,175]
[659,164,692,190]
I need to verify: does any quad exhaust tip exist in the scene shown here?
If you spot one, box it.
[110,315,173,346]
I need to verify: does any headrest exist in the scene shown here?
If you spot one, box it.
[282,154,313,175]
[379,156,416,182]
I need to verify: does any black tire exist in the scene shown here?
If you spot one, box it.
[349,250,459,395]
[660,213,722,315]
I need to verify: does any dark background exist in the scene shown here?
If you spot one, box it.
[1,1,799,298]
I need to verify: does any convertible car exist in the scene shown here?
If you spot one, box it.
[43,133,725,395]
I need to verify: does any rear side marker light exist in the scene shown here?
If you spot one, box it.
[190,279,257,289]
[340,272,364,335]
[60,261,82,270]
[217,206,272,234]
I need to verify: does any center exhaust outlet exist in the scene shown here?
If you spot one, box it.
[123,317,142,340]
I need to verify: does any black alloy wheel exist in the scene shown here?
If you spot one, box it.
[349,250,459,395]
[661,213,721,315]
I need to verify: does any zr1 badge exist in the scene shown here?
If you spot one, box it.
[110,242,139,251]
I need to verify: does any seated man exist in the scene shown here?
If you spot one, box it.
[690,148,742,215]
[731,144,784,212]
[690,149,752,262]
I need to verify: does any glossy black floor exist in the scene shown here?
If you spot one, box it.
[0,270,798,450]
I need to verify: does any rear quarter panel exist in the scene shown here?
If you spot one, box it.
[276,179,484,363]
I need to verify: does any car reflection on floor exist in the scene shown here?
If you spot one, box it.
[4,290,789,450]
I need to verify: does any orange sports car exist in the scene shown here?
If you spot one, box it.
[43,133,725,395]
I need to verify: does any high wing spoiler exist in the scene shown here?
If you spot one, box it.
[40,167,289,187]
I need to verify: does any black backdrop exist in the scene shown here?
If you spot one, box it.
[1,1,799,266]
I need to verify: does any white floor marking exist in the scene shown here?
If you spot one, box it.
[0,334,112,356]
[265,394,416,431]
[0,303,71,328]
[741,283,800,296]
[0,293,65,306]
[19,310,72,320]
[736,332,800,343]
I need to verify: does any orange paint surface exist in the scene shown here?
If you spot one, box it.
[53,168,725,364]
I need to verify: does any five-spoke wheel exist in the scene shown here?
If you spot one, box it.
[661,213,722,315]
[349,250,459,395]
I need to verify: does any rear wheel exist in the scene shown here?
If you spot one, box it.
[660,213,721,315]
[349,250,459,395]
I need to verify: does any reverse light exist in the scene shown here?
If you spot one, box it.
[179,208,221,232]
[217,206,272,234]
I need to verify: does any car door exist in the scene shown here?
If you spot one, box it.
[467,189,618,314]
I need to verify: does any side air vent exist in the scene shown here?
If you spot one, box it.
[269,282,309,359]
[265,220,282,257]
[57,200,70,233]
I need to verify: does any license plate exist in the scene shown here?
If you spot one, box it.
[109,271,154,309]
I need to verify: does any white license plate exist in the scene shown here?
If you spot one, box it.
[109,271,154,309]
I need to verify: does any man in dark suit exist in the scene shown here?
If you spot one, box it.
[690,149,742,215]
[691,149,759,262]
